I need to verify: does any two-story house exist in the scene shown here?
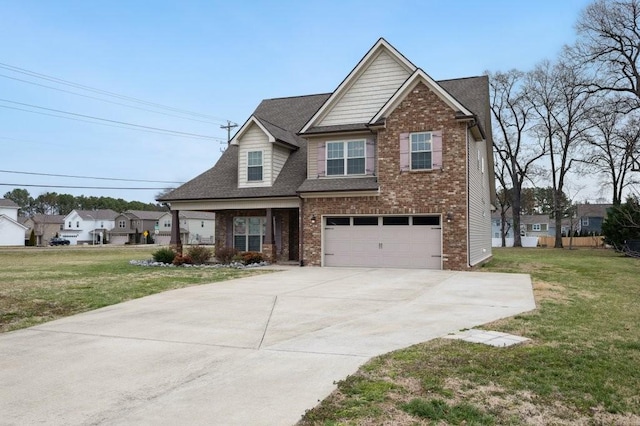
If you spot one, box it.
[155,211,215,245]
[21,214,65,246]
[62,209,118,245]
[0,199,27,246]
[110,210,166,245]
[576,204,612,235]
[159,38,495,270]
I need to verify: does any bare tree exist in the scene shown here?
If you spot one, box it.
[488,69,545,247]
[573,0,640,107]
[585,103,640,204]
[494,154,512,247]
[526,58,595,248]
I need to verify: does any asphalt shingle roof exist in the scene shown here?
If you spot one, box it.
[0,199,19,208]
[160,76,491,202]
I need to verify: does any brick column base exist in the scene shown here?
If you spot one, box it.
[262,243,276,263]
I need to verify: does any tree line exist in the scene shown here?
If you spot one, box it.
[489,0,640,248]
[3,188,166,217]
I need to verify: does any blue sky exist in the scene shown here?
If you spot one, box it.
[0,0,593,204]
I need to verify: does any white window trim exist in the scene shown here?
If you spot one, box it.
[410,132,433,171]
[247,150,263,182]
[326,139,366,176]
[582,218,589,226]
[233,217,266,252]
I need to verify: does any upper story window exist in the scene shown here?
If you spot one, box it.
[68,221,72,228]
[247,151,263,181]
[327,140,365,176]
[582,218,589,226]
[118,220,126,228]
[201,221,204,228]
[410,132,432,170]
[164,220,171,228]
[76,221,80,228]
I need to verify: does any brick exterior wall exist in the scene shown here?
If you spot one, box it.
[215,208,298,263]
[302,82,470,270]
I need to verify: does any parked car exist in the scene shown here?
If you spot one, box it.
[49,237,70,246]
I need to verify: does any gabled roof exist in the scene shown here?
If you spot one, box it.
[0,199,19,208]
[73,209,119,221]
[0,214,28,230]
[123,210,166,220]
[31,214,65,224]
[576,204,612,218]
[370,69,474,125]
[159,94,330,201]
[300,38,416,134]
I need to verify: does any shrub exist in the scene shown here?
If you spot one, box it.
[152,247,176,264]
[172,254,193,266]
[215,246,238,264]
[187,245,212,264]
[240,251,264,265]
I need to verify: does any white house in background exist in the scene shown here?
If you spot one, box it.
[0,199,27,246]
[62,209,118,245]
[156,211,215,245]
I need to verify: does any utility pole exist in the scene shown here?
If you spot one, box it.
[220,120,238,145]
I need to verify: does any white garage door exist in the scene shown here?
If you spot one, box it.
[323,216,442,269]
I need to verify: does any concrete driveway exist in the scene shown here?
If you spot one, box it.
[0,267,535,425]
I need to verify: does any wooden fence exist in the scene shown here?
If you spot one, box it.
[537,236,605,248]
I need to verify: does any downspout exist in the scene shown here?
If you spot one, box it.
[298,195,305,266]
[466,125,471,268]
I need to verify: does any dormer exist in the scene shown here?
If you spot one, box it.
[230,116,300,188]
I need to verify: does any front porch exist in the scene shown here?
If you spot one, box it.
[170,208,299,263]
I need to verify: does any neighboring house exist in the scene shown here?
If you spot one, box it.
[22,214,65,246]
[62,209,118,245]
[491,211,514,239]
[155,211,215,245]
[575,204,612,235]
[0,199,27,246]
[110,210,166,245]
[520,215,552,238]
[159,38,495,270]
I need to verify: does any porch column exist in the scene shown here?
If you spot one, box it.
[263,208,276,262]
[170,210,183,254]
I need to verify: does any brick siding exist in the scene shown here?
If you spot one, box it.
[302,82,470,270]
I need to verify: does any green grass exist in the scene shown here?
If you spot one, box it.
[299,248,640,425]
[0,246,269,332]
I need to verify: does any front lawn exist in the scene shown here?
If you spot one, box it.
[0,246,268,333]
[299,248,640,425]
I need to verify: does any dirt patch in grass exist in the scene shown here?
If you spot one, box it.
[533,279,568,303]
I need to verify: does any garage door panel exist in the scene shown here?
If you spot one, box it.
[324,216,441,269]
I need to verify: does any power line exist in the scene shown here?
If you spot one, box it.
[0,73,227,125]
[0,183,168,190]
[0,169,184,184]
[0,99,227,141]
[0,62,230,122]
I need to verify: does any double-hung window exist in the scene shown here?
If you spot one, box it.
[326,140,365,176]
[247,151,263,181]
[410,132,432,170]
[233,217,265,252]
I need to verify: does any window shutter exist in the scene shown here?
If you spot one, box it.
[432,130,443,170]
[365,138,375,175]
[399,133,410,172]
[225,216,233,247]
[317,142,326,177]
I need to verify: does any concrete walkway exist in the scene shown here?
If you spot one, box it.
[0,267,535,425]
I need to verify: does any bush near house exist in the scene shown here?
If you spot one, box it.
[187,245,212,264]
[239,251,264,265]
[215,246,238,264]
[172,254,193,266]
[152,247,176,264]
